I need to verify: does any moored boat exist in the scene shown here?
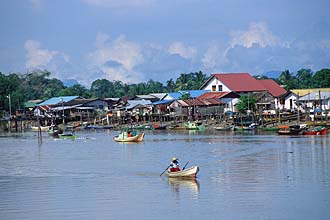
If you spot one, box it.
[184,121,205,131]
[302,127,327,135]
[31,125,50,132]
[214,125,234,131]
[277,125,304,135]
[167,166,199,178]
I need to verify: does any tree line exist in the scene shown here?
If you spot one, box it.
[0,68,329,114]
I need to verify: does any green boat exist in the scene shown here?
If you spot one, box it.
[184,122,205,131]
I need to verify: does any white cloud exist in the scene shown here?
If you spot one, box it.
[229,22,282,48]
[88,33,144,83]
[83,0,155,8]
[25,40,59,69]
[24,40,78,82]
[202,22,290,73]
[202,44,228,70]
[168,42,197,60]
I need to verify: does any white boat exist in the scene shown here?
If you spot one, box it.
[31,125,50,131]
[167,166,199,178]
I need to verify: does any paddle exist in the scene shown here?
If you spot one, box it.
[160,165,171,176]
[182,161,189,170]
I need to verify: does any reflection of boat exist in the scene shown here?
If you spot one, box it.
[302,127,327,135]
[167,166,199,178]
[31,126,50,131]
[113,132,145,142]
[277,125,303,135]
[168,177,200,192]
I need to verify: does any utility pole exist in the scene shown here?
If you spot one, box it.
[61,98,65,125]
[7,94,12,131]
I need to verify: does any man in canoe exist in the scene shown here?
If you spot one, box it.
[169,157,181,172]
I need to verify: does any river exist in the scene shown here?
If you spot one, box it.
[0,129,329,220]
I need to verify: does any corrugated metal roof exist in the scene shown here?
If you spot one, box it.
[299,91,330,101]
[198,92,230,99]
[38,96,80,106]
[291,88,330,96]
[126,100,152,110]
[151,100,173,105]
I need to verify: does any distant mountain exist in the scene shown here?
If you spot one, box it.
[261,71,282,79]
[63,79,79,87]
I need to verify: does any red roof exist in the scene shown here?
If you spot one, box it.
[197,91,240,99]
[198,92,229,99]
[258,79,287,97]
[213,73,266,92]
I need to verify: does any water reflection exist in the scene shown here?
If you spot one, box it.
[0,131,329,220]
[168,177,200,197]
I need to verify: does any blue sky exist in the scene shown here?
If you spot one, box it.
[1,0,330,86]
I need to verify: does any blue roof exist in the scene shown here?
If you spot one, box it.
[38,96,80,106]
[167,92,182,100]
[179,90,209,98]
[152,100,173,105]
[166,90,210,100]
[126,100,152,110]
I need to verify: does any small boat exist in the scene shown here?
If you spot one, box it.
[31,125,50,132]
[214,125,234,131]
[167,166,199,178]
[58,132,77,139]
[84,125,113,129]
[184,122,205,131]
[48,126,63,137]
[302,127,327,135]
[113,132,145,142]
[277,125,303,135]
[153,123,167,130]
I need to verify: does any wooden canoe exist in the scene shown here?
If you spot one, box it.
[167,166,199,178]
[31,126,50,132]
[113,132,145,142]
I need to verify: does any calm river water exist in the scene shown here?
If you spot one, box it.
[0,129,329,220]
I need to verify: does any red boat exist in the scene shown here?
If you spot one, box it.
[302,127,327,135]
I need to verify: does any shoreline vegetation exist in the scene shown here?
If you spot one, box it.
[1,69,330,132]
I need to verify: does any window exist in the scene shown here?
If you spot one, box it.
[212,85,216,91]
[218,85,223,91]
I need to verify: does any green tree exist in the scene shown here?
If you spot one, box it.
[0,72,22,112]
[176,73,190,91]
[236,95,256,113]
[193,71,207,90]
[90,79,112,98]
[166,78,176,92]
[59,84,91,97]
[278,70,296,90]
[313,69,330,88]
[296,69,313,89]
